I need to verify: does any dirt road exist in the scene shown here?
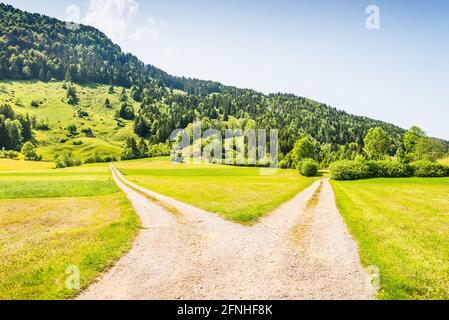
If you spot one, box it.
[78,166,375,300]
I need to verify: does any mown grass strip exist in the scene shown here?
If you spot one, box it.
[0,180,118,199]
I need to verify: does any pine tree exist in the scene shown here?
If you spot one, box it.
[20,113,32,141]
[119,103,135,120]
[139,138,149,158]
[122,137,140,160]
[5,119,23,150]
[134,114,149,137]
[105,98,112,108]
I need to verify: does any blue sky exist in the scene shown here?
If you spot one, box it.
[3,0,449,139]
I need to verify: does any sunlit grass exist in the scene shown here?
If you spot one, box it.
[0,194,139,300]
[0,159,139,300]
[0,180,118,199]
[331,177,449,300]
[116,158,319,223]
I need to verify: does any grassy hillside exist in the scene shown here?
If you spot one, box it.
[331,178,449,300]
[0,80,139,161]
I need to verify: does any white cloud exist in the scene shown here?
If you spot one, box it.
[82,0,165,43]
[83,0,140,41]
[130,18,161,42]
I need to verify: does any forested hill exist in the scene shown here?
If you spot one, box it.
[0,3,222,94]
[0,3,408,161]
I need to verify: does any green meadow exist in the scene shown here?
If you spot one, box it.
[0,159,139,300]
[115,158,319,223]
[331,177,449,300]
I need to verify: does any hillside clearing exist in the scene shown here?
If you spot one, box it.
[0,80,138,161]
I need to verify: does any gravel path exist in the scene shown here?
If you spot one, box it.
[78,166,375,300]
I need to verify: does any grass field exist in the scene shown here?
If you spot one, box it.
[0,80,139,161]
[115,158,319,223]
[331,178,449,300]
[0,159,139,300]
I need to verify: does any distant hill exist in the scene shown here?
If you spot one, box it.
[0,3,414,164]
[0,3,223,94]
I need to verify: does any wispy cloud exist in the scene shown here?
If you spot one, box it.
[83,0,139,41]
[130,18,164,41]
[83,0,162,43]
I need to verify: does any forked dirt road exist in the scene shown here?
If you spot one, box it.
[78,165,375,300]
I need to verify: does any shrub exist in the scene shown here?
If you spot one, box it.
[119,102,135,120]
[73,140,83,146]
[77,109,89,118]
[279,159,289,169]
[21,142,42,161]
[279,152,293,169]
[330,159,449,180]
[410,161,449,177]
[299,158,319,177]
[81,127,94,138]
[0,148,19,159]
[84,151,117,164]
[366,160,411,178]
[35,120,50,131]
[30,100,40,107]
[330,160,371,180]
[54,152,81,169]
[66,123,77,135]
[148,143,171,157]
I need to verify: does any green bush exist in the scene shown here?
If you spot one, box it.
[366,160,411,178]
[410,161,449,177]
[330,159,449,180]
[54,152,81,169]
[299,158,319,177]
[0,148,19,159]
[66,123,77,135]
[279,152,293,169]
[330,160,371,180]
[73,140,83,146]
[21,142,42,161]
[84,151,117,164]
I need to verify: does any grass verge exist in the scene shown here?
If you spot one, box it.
[331,177,449,300]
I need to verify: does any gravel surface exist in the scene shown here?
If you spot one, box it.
[78,166,375,300]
